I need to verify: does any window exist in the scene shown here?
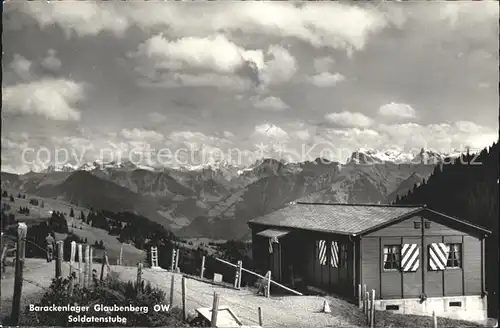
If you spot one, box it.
[446,243,462,268]
[339,243,348,268]
[383,245,401,270]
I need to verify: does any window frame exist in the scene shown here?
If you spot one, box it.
[383,245,401,271]
[445,243,462,269]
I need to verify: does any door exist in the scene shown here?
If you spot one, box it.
[401,237,423,298]
[268,242,282,282]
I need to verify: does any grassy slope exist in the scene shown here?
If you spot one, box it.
[1,189,145,266]
[0,257,487,328]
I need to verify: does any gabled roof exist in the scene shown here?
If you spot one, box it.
[247,202,491,236]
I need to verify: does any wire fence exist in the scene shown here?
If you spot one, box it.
[2,232,117,297]
[135,270,265,326]
[3,233,296,327]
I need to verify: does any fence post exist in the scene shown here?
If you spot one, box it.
[100,252,106,282]
[175,249,180,272]
[432,311,437,328]
[182,276,187,320]
[362,284,367,312]
[150,247,153,267]
[211,292,219,327]
[171,248,176,272]
[237,260,242,289]
[10,222,27,325]
[200,256,206,279]
[364,291,369,322]
[1,245,8,275]
[136,262,143,296]
[88,247,93,284]
[84,245,90,288]
[119,244,123,266]
[169,274,175,306]
[70,241,76,277]
[55,241,63,278]
[265,270,271,298]
[69,274,74,296]
[234,260,242,289]
[258,307,263,326]
[105,254,110,276]
[370,290,375,328]
[358,284,362,308]
[151,246,158,267]
[78,244,83,286]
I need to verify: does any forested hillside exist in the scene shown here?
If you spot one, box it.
[397,141,499,318]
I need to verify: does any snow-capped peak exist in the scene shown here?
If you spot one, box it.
[41,163,78,173]
[177,159,242,172]
[347,148,465,165]
[77,160,157,172]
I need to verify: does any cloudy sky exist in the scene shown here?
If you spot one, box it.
[2,1,498,173]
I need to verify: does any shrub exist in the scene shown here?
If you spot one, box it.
[9,273,189,327]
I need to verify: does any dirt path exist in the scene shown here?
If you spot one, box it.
[116,267,362,327]
[1,259,362,327]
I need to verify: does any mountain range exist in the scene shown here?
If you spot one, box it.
[1,148,464,240]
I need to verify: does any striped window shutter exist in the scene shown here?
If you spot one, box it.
[318,240,327,266]
[401,244,420,272]
[330,241,339,268]
[428,243,449,271]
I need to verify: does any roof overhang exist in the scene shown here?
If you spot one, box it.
[357,207,492,236]
[257,228,291,239]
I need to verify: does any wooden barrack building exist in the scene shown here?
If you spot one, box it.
[248,202,491,321]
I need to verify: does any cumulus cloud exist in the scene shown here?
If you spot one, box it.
[259,45,297,86]
[313,56,335,73]
[131,35,296,90]
[16,1,129,38]
[378,102,417,119]
[10,54,33,80]
[253,96,289,111]
[306,72,345,87]
[325,111,373,128]
[377,121,497,152]
[439,2,498,29]
[1,136,29,152]
[253,123,289,139]
[168,131,230,147]
[133,34,264,74]
[120,128,164,142]
[143,113,173,133]
[164,130,233,164]
[18,2,392,54]
[2,78,84,121]
[41,49,62,73]
[315,127,381,148]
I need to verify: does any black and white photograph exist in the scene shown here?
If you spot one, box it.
[1,1,498,327]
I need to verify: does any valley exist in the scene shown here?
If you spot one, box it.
[0,149,454,240]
